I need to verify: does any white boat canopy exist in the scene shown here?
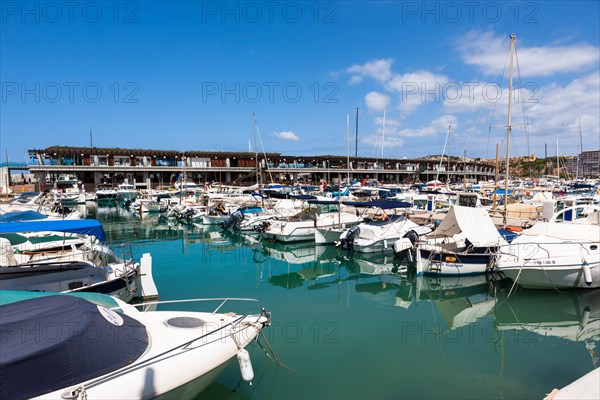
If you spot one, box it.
[426,206,508,247]
[521,221,600,242]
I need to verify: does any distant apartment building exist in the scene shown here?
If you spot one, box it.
[565,150,600,178]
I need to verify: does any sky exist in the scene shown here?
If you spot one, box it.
[1,1,599,163]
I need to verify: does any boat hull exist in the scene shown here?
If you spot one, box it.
[498,263,600,289]
[314,227,343,245]
[0,264,138,302]
[416,248,493,276]
[353,237,398,253]
[38,310,268,400]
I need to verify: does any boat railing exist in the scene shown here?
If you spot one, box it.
[117,297,262,314]
[117,242,138,292]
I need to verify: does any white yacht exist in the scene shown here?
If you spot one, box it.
[0,292,270,399]
[116,182,138,201]
[262,200,362,243]
[95,184,118,201]
[496,205,600,289]
[51,174,86,204]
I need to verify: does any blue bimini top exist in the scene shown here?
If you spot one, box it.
[0,219,106,242]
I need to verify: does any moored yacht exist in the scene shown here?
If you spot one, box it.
[495,205,600,289]
[0,292,271,399]
[51,174,86,204]
[116,182,138,201]
[0,219,158,302]
[95,184,118,201]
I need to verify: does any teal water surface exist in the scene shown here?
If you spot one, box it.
[91,205,599,400]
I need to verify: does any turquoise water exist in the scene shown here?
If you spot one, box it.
[91,206,599,400]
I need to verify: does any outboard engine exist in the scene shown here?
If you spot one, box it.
[337,226,360,251]
[222,209,245,230]
[253,220,271,233]
[179,207,196,220]
[403,230,419,246]
[393,229,419,256]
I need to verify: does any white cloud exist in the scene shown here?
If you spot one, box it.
[457,30,599,77]
[346,58,394,84]
[523,73,600,150]
[399,115,458,137]
[439,73,600,155]
[346,59,449,114]
[365,91,390,112]
[388,70,449,93]
[342,32,599,156]
[362,133,405,153]
[362,115,458,156]
[273,131,300,141]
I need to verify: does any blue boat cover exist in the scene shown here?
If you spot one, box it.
[307,199,341,205]
[497,228,519,243]
[0,295,148,399]
[342,200,411,209]
[0,219,106,242]
[289,194,317,200]
[0,210,48,223]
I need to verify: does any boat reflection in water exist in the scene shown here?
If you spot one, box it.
[261,241,341,290]
[396,273,508,328]
[339,251,409,298]
[495,289,600,368]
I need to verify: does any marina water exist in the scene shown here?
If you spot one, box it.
[90,204,599,399]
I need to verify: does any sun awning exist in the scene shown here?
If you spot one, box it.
[427,206,507,247]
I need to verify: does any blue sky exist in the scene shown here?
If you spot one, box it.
[1,1,599,163]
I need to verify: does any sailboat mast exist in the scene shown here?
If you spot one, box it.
[355,107,359,157]
[556,138,560,180]
[436,125,451,184]
[346,113,351,186]
[381,110,386,158]
[503,33,516,227]
[253,113,259,186]
[576,118,582,179]
[493,143,499,209]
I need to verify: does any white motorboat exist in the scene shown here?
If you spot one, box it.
[174,180,202,194]
[2,193,83,219]
[410,206,508,276]
[0,291,271,399]
[495,205,600,289]
[0,219,158,302]
[51,174,86,204]
[95,184,118,201]
[262,199,361,243]
[337,200,431,253]
[228,199,307,233]
[116,182,138,201]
